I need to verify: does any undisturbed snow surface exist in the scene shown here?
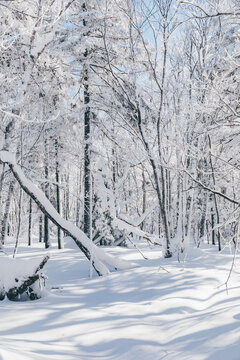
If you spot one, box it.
[1,237,240,360]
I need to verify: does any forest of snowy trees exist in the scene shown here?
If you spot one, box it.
[0,0,240,273]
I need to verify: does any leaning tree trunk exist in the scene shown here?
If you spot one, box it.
[0,151,135,276]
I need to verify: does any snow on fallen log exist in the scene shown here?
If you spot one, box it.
[7,255,49,301]
[0,151,136,276]
[0,255,49,301]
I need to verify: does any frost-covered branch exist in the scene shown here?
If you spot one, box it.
[178,1,240,18]
[0,151,136,276]
[184,168,240,207]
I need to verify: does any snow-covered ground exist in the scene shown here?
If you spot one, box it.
[1,237,240,360]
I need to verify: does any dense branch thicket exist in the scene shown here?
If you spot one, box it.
[0,0,240,263]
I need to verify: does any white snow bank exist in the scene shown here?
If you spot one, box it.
[1,241,240,359]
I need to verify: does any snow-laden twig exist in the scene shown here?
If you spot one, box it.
[127,236,149,260]
[184,167,240,207]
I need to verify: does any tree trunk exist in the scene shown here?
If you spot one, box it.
[1,180,15,245]
[83,3,91,239]
[39,214,43,242]
[13,188,23,258]
[136,106,172,258]
[44,137,50,248]
[55,138,64,249]
[75,165,81,227]
[141,166,146,231]
[63,172,70,221]
[208,135,221,251]
[28,197,32,246]
[0,164,5,217]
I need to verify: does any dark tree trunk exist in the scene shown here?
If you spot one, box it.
[44,137,50,248]
[83,2,91,239]
[44,215,49,248]
[39,214,43,242]
[55,139,63,249]
[160,166,172,257]
[211,207,215,245]
[28,197,32,246]
[136,106,171,258]
[208,135,221,251]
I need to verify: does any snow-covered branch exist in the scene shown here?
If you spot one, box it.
[0,151,136,276]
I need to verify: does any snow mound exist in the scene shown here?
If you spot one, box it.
[0,256,47,301]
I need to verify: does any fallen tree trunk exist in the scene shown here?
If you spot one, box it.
[6,255,50,301]
[0,151,135,276]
